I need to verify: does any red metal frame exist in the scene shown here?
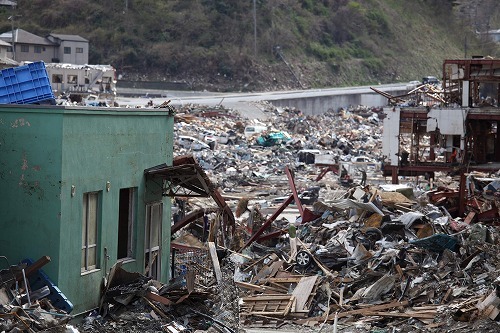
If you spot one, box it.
[240,165,321,251]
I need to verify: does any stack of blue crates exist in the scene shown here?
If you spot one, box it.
[0,61,55,104]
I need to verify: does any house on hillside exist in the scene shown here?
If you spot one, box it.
[0,28,88,64]
[477,28,500,44]
[0,38,17,68]
[0,104,174,314]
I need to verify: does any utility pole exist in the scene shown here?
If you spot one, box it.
[464,35,467,59]
[253,0,257,57]
[9,15,16,61]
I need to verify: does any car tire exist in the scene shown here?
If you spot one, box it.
[296,250,312,268]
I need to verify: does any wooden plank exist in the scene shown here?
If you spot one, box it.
[16,256,51,281]
[235,281,286,294]
[145,291,172,306]
[488,306,499,320]
[266,277,303,283]
[236,281,267,292]
[142,297,168,319]
[441,288,452,304]
[243,295,295,301]
[333,300,409,320]
[283,296,296,316]
[266,281,291,292]
[292,275,318,312]
[208,242,222,284]
[267,261,284,279]
[463,211,476,224]
[241,295,296,317]
[361,311,436,319]
[242,254,269,272]
[252,260,283,283]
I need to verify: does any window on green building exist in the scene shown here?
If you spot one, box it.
[145,202,162,280]
[82,191,100,273]
[118,187,137,260]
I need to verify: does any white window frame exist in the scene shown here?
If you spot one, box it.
[82,191,100,273]
[144,202,163,280]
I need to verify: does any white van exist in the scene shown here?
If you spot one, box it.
[176,135,210,150]
[244,125,267,138]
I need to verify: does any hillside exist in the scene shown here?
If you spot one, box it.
[1,0,500,92]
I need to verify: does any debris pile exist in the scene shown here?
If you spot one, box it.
[232,184,499,331]
[77,259,239,333]
[164,103,499,331]
[4,101,499,332]
[0,256,74,332]
[173,103,385,193]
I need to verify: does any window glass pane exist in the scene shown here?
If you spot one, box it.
[88,193,98,245]
[128,188,136,256]
[82,195,87,245]
[88,247,96,267]
[151,204,161,248]
[82,191,99,271]
[145,206,150,250]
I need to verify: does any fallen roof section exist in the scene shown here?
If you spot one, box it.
[145,155,215,197]
[145,155,235,234]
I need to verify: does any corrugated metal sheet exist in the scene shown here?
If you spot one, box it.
[330,198,384,215]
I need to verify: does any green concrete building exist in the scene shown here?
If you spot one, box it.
[0,104,174,314]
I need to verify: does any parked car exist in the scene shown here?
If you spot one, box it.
[272,186,320,205]
[204,130,238,145]
[422,76,440,86]
[197,129,216,141]
[256,131,291,147]
[351,155,375,163]
[350,156,381,171]
[176,135,210,150]
[244,125,267,138]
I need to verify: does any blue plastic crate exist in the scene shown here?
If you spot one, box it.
[21,258,74,313]
[0,61,55,105]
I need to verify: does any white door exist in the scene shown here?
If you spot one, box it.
[145,202,162,280]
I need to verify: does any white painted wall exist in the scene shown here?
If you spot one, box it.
[426,108,466,135]
[382,107,401,166]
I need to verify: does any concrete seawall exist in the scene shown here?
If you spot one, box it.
[266,87,407,115]
[116,85,409,117]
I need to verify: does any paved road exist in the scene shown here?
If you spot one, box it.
[115,83,406,120]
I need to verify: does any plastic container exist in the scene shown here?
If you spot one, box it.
[0,61,55,104]
[22,258,74,313]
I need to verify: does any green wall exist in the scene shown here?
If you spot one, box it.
[0,106,64,280]
[0,105,174,314]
